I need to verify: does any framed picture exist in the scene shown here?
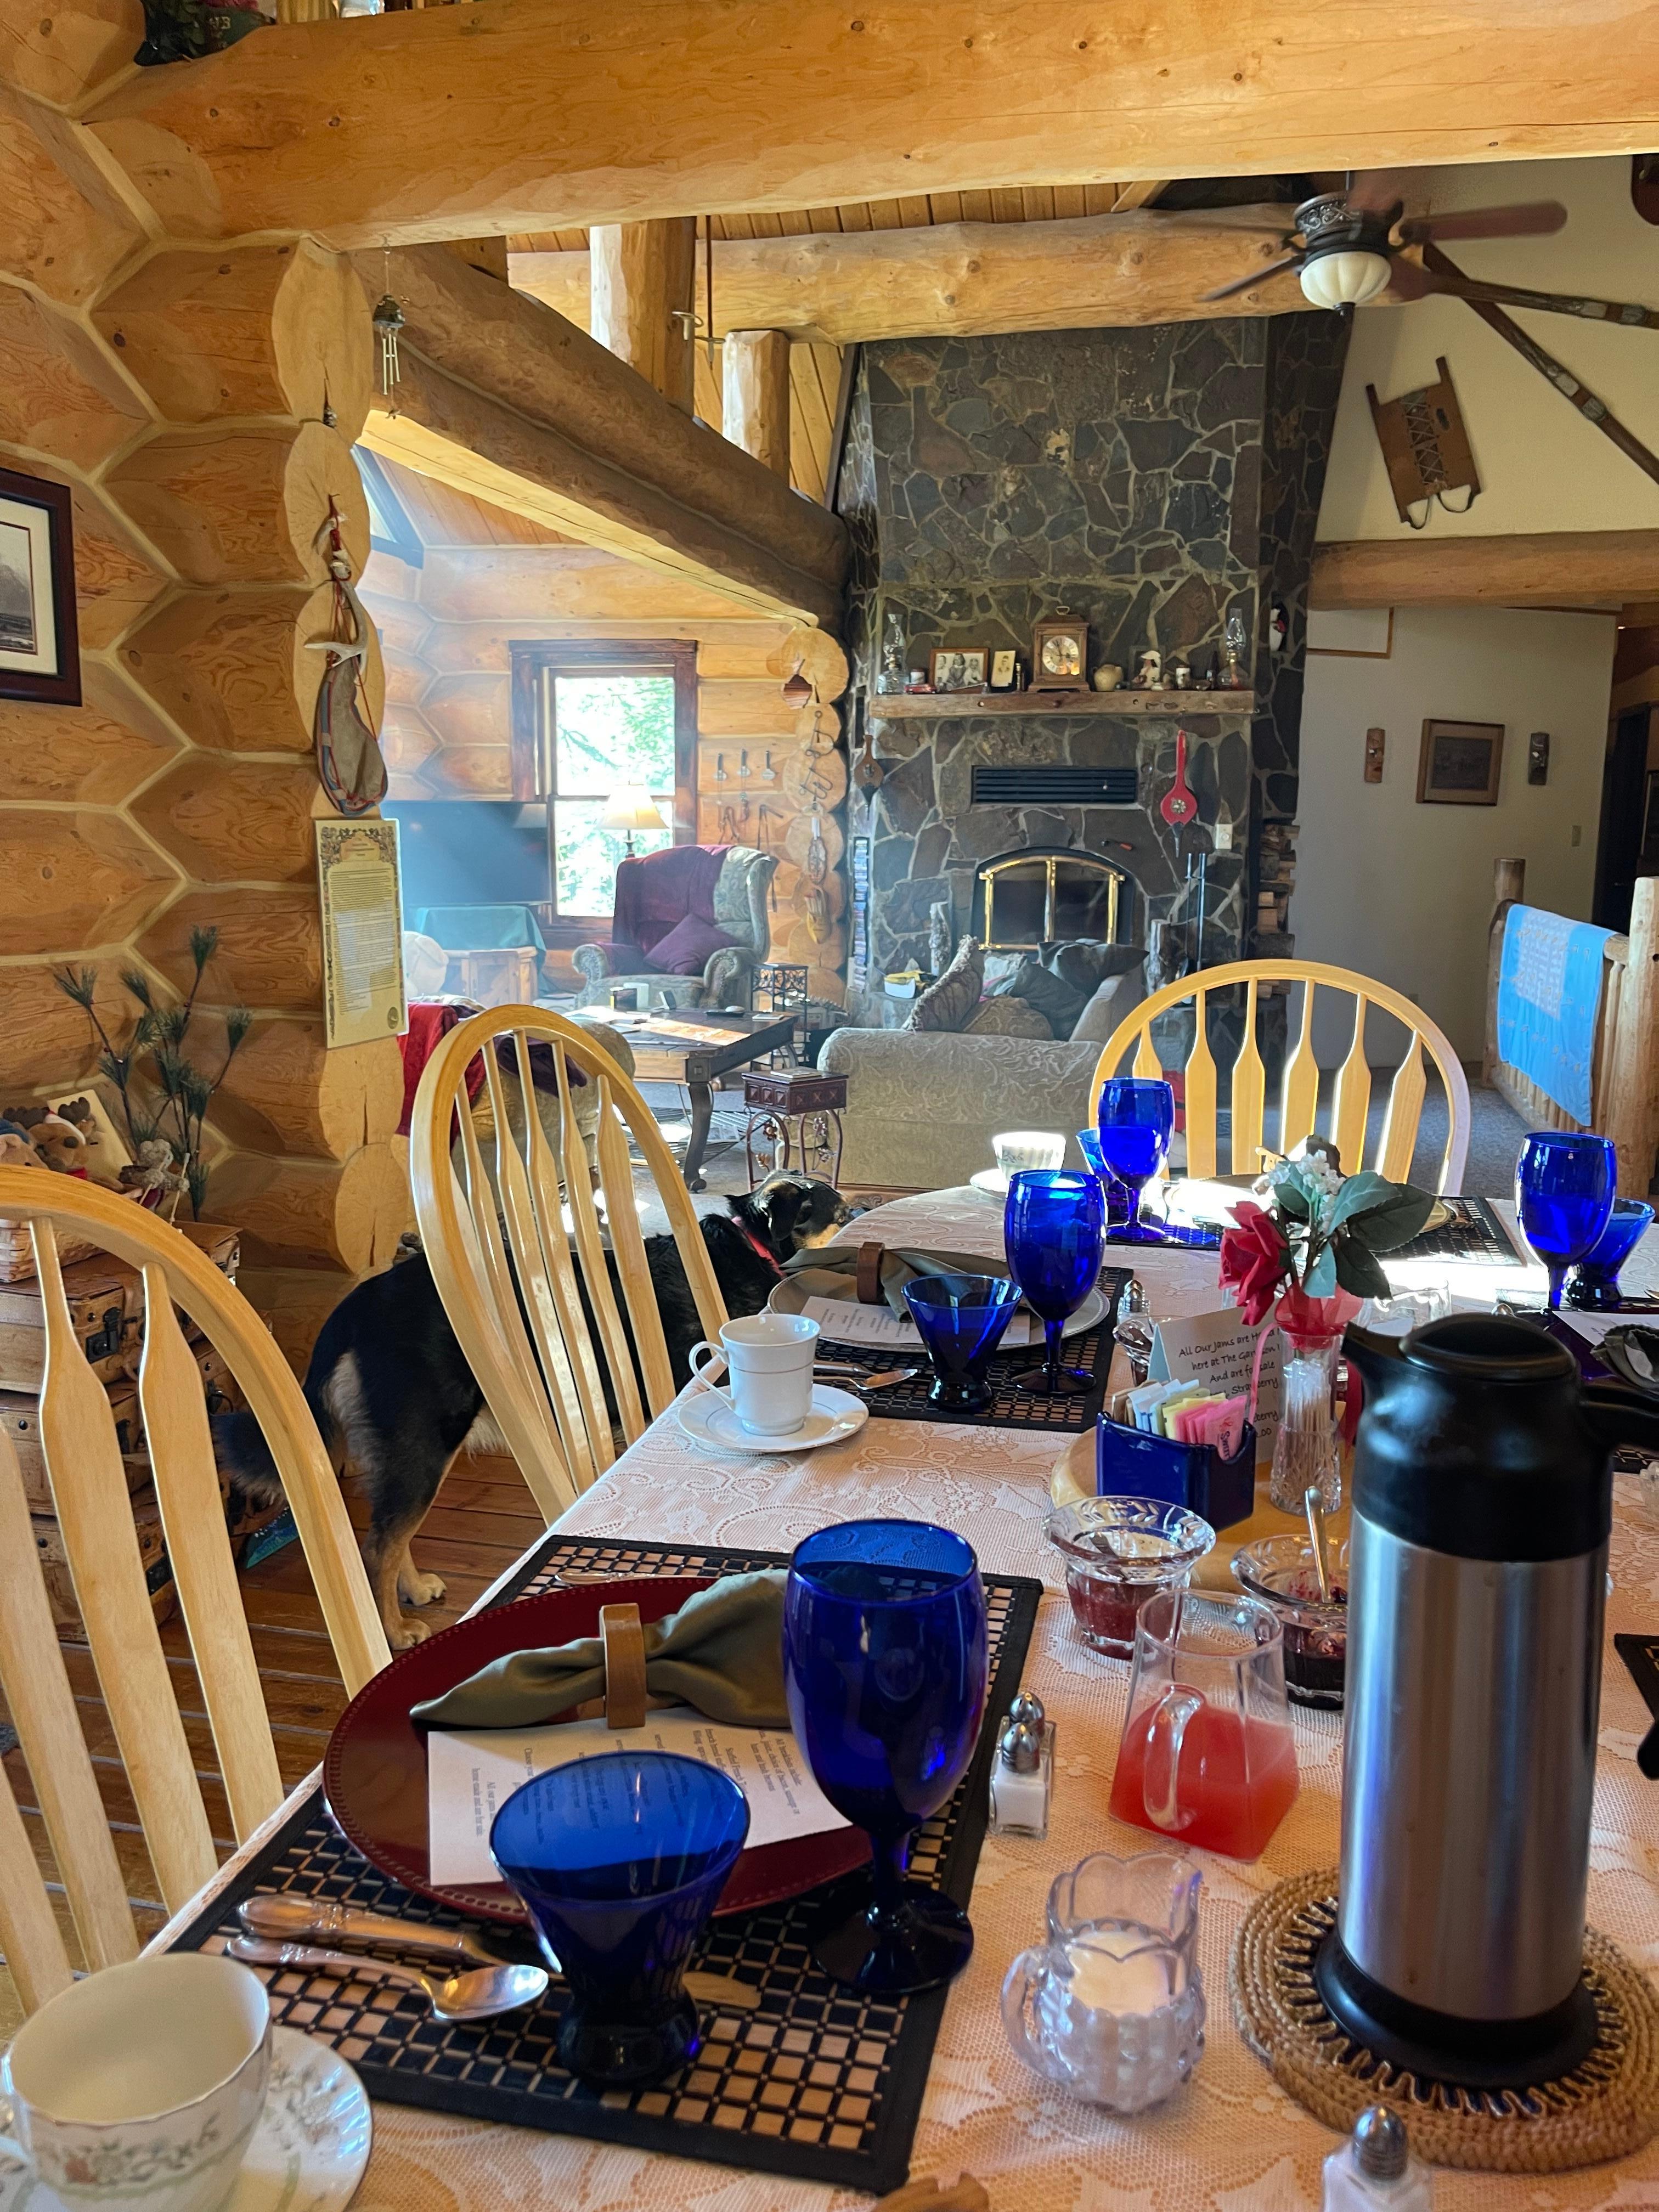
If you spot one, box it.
[929,648,986,693]
[0,465,78,706]
[988,648,1020,691]
[1032,616,1088,691]
[1417,719,1504,805]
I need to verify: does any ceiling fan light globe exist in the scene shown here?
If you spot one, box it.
[1299,250,1393,309]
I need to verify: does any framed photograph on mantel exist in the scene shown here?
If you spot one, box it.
[0,465,78,706]
[1417,719,1504,805]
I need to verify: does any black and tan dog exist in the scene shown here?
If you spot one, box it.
[214,1173,851,1648]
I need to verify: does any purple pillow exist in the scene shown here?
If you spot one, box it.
[646,915,737,975]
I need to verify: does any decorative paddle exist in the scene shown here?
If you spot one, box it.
[1160,727,1198,828]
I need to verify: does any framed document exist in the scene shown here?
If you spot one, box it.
[317,819,408,1048]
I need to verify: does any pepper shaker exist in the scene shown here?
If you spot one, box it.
[989,1691,1054,1840]
[1321,2108,1432,2211]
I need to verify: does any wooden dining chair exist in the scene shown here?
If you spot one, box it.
[1090,958,1471,1193]
[0,1169,389,2015]
[409,1006,727,1524]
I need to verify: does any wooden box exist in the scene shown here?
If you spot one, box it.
[0,1223,239,1392]
[33,1476,176,1633]
[1,1379,143,1515]
[448,946,541,1009]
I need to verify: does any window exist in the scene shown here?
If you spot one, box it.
[509,641,697,927]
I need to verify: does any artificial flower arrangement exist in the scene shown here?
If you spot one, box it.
[1219,1140,1438,1338]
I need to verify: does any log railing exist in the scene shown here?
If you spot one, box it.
[1483,859,1659,1196]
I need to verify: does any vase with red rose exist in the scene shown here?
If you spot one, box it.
[1216,1149,1437,1514]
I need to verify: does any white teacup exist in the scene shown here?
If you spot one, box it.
[0,1953,270,2212]
[994,1129,1068,1180]
[689,1312,821,1436]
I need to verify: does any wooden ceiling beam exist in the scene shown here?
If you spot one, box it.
[589,221,697,414]
[84,0,1659,248]
[512,207,1304,343]
[356,249,844,626]
[1311,532,1659,611]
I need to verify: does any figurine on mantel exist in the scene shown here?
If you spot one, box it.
[1132,648,1163,690]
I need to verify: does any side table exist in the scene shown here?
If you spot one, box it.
[743,1069,848,1189]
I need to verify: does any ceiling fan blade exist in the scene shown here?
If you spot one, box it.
[1383,255,1436,302]
[1198,255,1299,303]
[1346,167,1420,216]
[1398,200,1568,245]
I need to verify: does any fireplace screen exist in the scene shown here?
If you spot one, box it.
[973,850,1127,951]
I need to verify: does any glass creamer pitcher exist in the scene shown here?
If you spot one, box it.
[1001,1849,1205,2111]
[1109,1588,1297,1861]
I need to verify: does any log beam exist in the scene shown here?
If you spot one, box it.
[1310,531,1659,612]
[722,331,791,478]
[590,220,696,414]
[83,0,1659,249]
[354,248,844,625]
[512,207,1301,343]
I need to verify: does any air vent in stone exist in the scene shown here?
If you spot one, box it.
[970,765,1138,806]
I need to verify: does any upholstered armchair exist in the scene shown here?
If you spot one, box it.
[573,844,778,1009]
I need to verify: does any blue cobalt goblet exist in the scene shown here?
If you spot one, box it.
[1005,1167,1105,1396]
[1566,1197,1655,1311]
[1095,1077,1176,1243]
[904,1272,1022,1412]
[785,1520,988,1995]
[491,1751,749,2087]
[1516,1130,1618,1312]
[1076,1127,1135,1232]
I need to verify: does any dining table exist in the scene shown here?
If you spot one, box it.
[147,1184,1659,2212]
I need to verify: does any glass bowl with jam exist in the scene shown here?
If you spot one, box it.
[1045,1498,1215,1660]
[1229,1533,1349,1708]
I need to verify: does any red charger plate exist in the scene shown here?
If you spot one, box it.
[322,1576,870,1923]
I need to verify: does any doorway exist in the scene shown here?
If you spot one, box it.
[1593,706,1657,930]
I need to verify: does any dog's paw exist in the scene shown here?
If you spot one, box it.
[399,1565,447,1608]
[386,1612,434,1650]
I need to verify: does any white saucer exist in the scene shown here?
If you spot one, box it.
[675,1384,869,1454]
[235,2027,371,2212]
[969,1166,1009,1197]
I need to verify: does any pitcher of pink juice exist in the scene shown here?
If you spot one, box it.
[1109,1588,1298,1861]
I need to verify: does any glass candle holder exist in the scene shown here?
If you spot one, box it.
[1046,1497,1215,1660]
[1002,1848,1205,2112]
[1231,1532,1350,1708]
[490,1751,749,2090]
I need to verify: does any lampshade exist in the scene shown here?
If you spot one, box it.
[600,783,669,834]
[1299,250,1393,310]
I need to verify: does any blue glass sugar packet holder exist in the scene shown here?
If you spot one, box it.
[1096,1413,1256,1533]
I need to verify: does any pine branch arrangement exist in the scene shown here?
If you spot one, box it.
[55,927,252,1219]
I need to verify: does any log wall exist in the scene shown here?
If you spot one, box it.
[360,509,849,1004]
[0,0,409,1370]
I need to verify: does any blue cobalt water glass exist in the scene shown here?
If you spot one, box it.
[491,1751,749,2087]
[1005,1167,1105,1396]
[1095,1078,1176,1243]
[1566,1197,1655,1311]
[904,1272,1022,1412]
[1515,1130,1618,1311]
[784,1520,988,1995]
[1077,1128,1135,1232]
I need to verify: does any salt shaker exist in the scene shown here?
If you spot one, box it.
[1321,2107,1433,2211]
[989,1691,1054,1840]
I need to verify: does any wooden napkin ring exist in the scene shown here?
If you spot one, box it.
[599,1602,647,1730]
[856,1240,885,1304]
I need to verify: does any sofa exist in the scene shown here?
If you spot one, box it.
[572,844,777,1011]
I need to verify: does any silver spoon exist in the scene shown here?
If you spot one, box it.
[237,1894,760,2012]
[1304,1484,1332,1604]
[228,1934,547,2022]
[815,1362,921,1389]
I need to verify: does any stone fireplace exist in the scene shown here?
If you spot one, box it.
[834,318,1347,1003]
[973,847,1131,952]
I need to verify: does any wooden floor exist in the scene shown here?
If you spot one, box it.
[1,1449,545,2036]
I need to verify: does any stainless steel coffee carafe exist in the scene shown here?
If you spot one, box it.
[1321,1316,1659,2086]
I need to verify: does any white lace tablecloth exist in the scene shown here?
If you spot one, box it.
[202,1192,1659,2211]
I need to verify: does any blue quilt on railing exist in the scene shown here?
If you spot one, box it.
[1497,904,1614,1124]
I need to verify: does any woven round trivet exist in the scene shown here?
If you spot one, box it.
[1231,1869,1659,2172]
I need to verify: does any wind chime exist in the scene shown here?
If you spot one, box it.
[310,499,388,816]
[372,249,404,405]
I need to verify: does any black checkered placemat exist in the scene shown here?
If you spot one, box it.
[826,1265,1131,1434]
[168,1536,1041,2196]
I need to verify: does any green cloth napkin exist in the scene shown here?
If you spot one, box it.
[411,1570,789,1731]
[782,1243,1012,1320]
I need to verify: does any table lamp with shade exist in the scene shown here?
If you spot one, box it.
[600,784,668,858]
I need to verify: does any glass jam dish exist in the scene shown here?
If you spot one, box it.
[1045,1498,1215,1660]
[1229,1533,1350,1708]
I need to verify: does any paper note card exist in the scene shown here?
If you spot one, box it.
[426,1709,849,1887]
[1148,1306,1283,1465]
[797,1295,1035,1349]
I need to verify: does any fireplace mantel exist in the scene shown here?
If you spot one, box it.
[869,689,1254,721]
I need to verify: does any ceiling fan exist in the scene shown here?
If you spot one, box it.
[1195,170,1628,317]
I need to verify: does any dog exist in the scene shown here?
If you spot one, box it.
[214,1172,853,1649]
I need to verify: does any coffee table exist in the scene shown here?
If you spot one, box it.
[571,1009,798,1188]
